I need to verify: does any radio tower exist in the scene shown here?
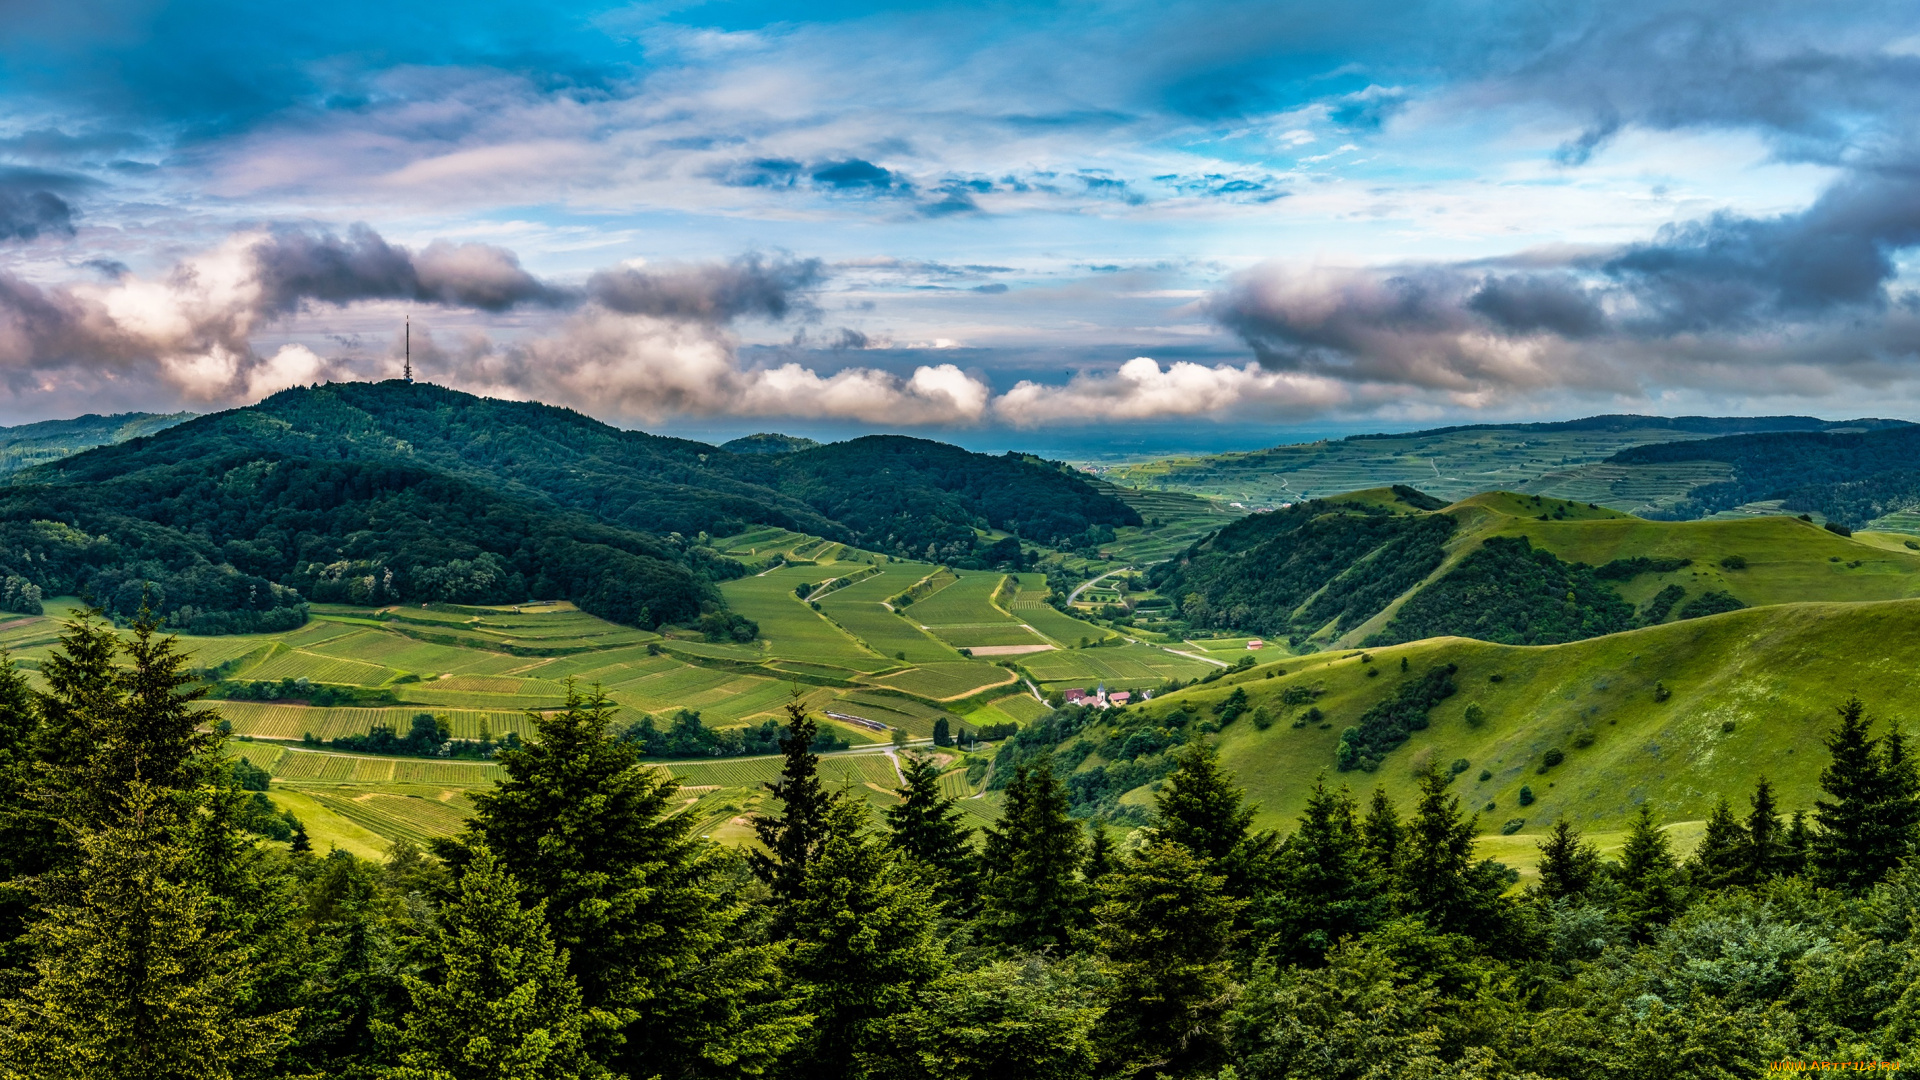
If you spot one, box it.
[403,315,413,384]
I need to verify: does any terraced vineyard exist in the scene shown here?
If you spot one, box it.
[0,521,1241,855]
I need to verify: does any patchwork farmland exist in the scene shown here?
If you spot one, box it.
[4,535,1216,853]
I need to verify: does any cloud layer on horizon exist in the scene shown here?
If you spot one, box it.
[1,0,1920,430]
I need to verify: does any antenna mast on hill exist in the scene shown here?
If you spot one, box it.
[404,315,413,384]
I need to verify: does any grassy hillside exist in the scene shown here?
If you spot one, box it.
[1312,491,1920,649]
[1408,493,1920,627]
[1116,598,1920,844]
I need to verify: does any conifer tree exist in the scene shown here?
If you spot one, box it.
[1743,776,1787,884]
[873,957,1101,1080]
[1880,727,1920,866]
[451,682,797,1078]
[288,851,398,1080]
[979,761,1087,951]
[1391,766,1507,941]
[1813,696,1902,891]
[1093,840,1244,1079]
[750,696,837,912]
[1083,826,1117,890]
[0,650,43,964]
[885,752,978,909]
[1687,797,1747,890]
[1615,804,1684,942]
[103,614,218,804]
[32,611,124,793]
[1359,788,1401,878]
[0,782,297,1080]
[787,799,946,1080]
[1262,779,1377,966]
[1152,745,1253,864]
[383,847,601,1080]
[1534,819,1602,903]
[1783,810,1813,876]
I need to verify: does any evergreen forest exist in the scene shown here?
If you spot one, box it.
[1,610,1917,1079]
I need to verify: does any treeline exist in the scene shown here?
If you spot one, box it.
[4,612,1919,1076]
[1367,536,1635,646]
[1147,496,1456,641]
[1610,424,1920,525]
[213,676,401,707]
[767,436,1141,558]
[618,707,850,757]
[311,712,519,760]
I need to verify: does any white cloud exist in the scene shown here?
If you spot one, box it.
[992,356,1357,426]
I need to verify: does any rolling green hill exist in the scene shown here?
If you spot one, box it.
[1159,486,1920,650]
[1048,597,1920,845]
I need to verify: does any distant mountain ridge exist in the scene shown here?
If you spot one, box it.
[0,381,1134,632]
[1344,413,1911,442]
[1608,425,1920,526]
[1097,412,1915,514]
[0,411,194,476]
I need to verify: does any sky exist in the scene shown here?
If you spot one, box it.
[0,0,1917,453]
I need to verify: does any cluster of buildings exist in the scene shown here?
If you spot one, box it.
[1062,685,1152,708]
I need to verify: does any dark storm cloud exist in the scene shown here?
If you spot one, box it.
[0,167,92,243]
[249,225,572,313]
[1210,155,1920,394]
[584,255,825,323]
[1467,274,1607,338]
[1604,170,1920,331]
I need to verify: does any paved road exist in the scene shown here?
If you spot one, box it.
[1067,566,1131,605]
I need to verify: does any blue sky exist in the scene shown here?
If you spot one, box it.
[0,0,1916,450]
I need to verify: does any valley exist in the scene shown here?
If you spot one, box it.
[4,392,1916,879]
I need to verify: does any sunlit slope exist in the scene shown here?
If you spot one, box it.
[1451,493,1920,608]
[1320,491,1920,648]
[1145,598,1920,835]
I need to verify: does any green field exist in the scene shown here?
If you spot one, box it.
[719,567,896,673]
[1004,574,1122,646]
[1084,482,1246,563]
[816,569,965,663]
[906,572,1018,626]
[1020,642,1217,690]
[1104,597,1920,854]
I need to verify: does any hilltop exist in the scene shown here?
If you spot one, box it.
[1153,486,1920,651]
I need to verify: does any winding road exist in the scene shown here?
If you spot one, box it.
[1067,566,1131,605]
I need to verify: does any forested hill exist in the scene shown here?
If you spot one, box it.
[0,381,1135,632]
[0,411,193,476]
[1145,487,1456,646]
[1610,425,1920,525]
